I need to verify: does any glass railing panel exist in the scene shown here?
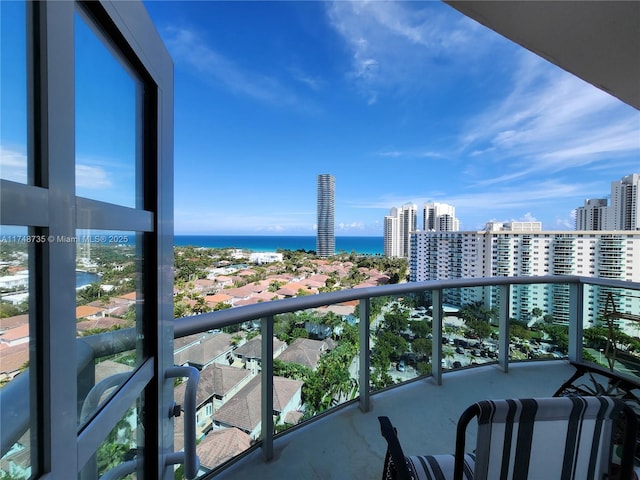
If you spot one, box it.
[0,225,33,479]
[582,283,640,380]
[500,282,566,363]
[80,397,144,480]
[369,294,426,390]
[448,287,497,369]
[173,324,257,477]
[76,230,144,429]
[272,305,358,425]
[0,0,28,184]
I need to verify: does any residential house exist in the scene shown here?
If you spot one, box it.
[195,428,252,473]
[174,332,235,370]
[75,305,106,321]
[204,293,233,309]
[174,363,252,438]
[212,375,303,440]
[233,336,286,374]
[277,337,337,371]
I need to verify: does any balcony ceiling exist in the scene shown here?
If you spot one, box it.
[446,1,640,110]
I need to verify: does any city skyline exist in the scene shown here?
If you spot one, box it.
[144,2,639,236]
[2,2,638,236]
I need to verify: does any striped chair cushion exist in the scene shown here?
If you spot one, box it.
[405,453,475,480]
[471,396,620,480]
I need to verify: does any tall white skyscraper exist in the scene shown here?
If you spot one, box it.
[383,203,417,258]
[316,174,335,258]
[384,208,401,258]
[423,202,459,232]
[607,173,640,230]
[575,198,608,230]
[575,174,640,231]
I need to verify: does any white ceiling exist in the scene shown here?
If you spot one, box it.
[446,1,640,110]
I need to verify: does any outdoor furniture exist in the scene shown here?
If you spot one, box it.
[379,396,638,480]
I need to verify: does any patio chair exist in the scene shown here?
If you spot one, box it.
[379,396,638,480]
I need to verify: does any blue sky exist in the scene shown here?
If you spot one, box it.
[2,2,639,236]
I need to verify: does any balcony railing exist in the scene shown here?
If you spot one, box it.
[1,275,639,478]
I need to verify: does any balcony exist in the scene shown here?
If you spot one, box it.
[4,275,639,479]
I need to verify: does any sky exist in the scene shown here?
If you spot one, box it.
[1,1,639,236]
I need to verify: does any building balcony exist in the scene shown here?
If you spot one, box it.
[216,361,575,480]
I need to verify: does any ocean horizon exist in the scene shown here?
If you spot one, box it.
[174,235,384,255]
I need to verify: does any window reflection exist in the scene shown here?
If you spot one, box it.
[76,230,145,428]
[0,1,28,183]
[80,398,144,480]
[0,225,33,478]
[75,12,142,208]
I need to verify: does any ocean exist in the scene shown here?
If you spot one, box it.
[174,235,384,255]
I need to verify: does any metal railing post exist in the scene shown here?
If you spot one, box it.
[568,281,584,363]
[498,284,510,372]
[261,315,274,461]
[432,289,443,385]
[358,298,371,412]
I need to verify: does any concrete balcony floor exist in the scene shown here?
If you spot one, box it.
[216,360,575,480]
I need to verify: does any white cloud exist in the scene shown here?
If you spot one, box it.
[0,146,27,183]
[375,149,446,159]
[289,67,324,91]
[163,26,319,114]
[518,212,538,222]
[325,1,492,103]
[338,221,365,231]
[76,164,112,189]
[459,53,640,184]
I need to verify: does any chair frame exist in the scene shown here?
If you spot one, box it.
[380,396,638,480]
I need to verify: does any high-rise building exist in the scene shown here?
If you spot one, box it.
[316,174,335,257]
[423,202,460,232]
[410,224,640,326]
[383,203,417,258]
[575,199,608,230]
[574,174,640,231]
[383,208,401,258]
[607,173,640,230]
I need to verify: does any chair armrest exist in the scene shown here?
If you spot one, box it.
[378,416,412,480]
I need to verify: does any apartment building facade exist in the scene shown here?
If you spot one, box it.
[410,223,640,326]
[383,203,417,258]
[574,173,640,231]
[608,173,639,230]
[575,198,608,230]
[423,202,460,232]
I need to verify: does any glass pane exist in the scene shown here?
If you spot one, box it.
[431,288,498,371]
[173,326,257,476]
[76,230,145,428]
[0,1,28,183]
[0,226,33,478]
[80,397,144,480]
[75,12,141,208]
[583,283,640,379]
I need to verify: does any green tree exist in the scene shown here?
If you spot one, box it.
[77,282,102,305]
[466,318,492,341]
[416,361,432,376]
[383,308,409,335]
[409,320,431,339]
[412,337,432,360]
